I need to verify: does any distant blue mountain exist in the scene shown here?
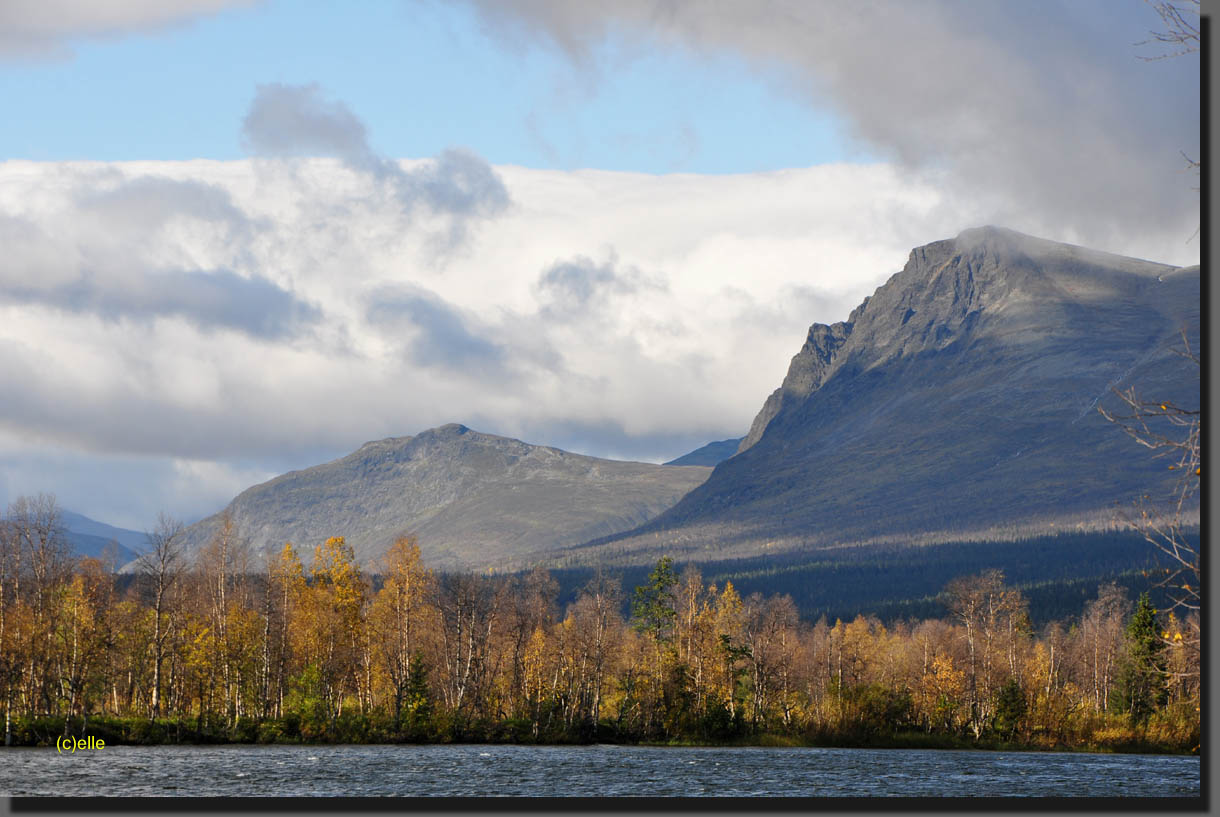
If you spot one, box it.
[663,438,743,467]
[60,510,147,565]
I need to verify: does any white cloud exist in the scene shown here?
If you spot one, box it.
[0,154,1197,529]
[242,83,511,253]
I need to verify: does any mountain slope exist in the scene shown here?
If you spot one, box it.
[559,227,1199,566]
[62,510,146,565]
[664,438,744,467]
[178,424,711,570]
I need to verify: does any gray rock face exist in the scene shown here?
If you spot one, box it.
[177,424,711,571]
[561,226,1200,565]
[738,320,853,453]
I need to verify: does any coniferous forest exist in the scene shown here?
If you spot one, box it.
[0,496,1199,753]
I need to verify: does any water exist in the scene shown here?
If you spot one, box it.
[0,744,1199,798]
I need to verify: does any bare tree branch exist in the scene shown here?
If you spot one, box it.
[1098,333,1200,673]
[1138,0,1201,60]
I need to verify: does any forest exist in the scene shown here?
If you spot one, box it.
[545,528,1176,627]
[0,495,1200,754]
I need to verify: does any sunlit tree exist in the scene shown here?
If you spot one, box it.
[368,535,435,726]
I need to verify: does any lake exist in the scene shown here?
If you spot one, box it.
[0,743,1200,798]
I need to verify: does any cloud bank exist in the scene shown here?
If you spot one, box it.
[464,0,1200,255]
[1,151,1011,527]
[2,148,1195,529]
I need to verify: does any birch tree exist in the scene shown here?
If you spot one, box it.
[138,513,186,719]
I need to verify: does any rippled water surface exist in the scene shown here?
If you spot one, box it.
[1,744,1200,798]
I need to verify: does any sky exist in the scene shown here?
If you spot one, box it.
[0,0,1201,532]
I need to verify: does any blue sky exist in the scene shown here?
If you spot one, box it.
[0,0,865,172]
[0,1,1200,532]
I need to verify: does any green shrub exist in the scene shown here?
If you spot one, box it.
[229,717,259,743]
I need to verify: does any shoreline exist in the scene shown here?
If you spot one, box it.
[7,715,1198,757]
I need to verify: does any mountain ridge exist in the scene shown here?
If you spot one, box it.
[61,510,146,565]
[550,226,1199,567]
[173,423,711,571]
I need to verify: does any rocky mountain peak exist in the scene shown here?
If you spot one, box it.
[736,227,1182,455]
[737,319,852,453]
[561,227,1197,568]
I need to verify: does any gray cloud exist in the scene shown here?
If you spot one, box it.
[0,334,355,462]
[414,148,512,220]
[0,175,316,339]
[242,83,510,247]
[0,447,270,532]
[241,82,373,163]
[367,285,506,373]
[536,253,662,320]
[49,267,318,338]
[366,253,676,385]
[464,0,1199,255]
[0,0,254,59]
[80,174,253,231]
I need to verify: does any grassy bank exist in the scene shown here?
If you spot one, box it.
[8,715,1196,756]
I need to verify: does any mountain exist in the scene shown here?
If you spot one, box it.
[664,438,744,467]
[556,226,1199,567]
[61,510,146,565]
[176,424,711,571]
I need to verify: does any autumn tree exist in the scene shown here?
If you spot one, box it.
[9,495,71,612]
[0,512,19,744]
[502,566,558,719]
[368,534,434,727]
[673,565,707,676]
[943,570,1027,738]
[1078,582,1130,713]
[139,513,186,719]
[709,580,748,725]
[298,536,367,724]
[54,558,117,728]
[435,571,500,716]
[196,512,252,726]
[742,593,801,730]
[1024,621,1081,743]
[0,520,1197,749]
[562,572,623,731]
[6,495,74,719]
[264,542,305,718]
[917,652,967,733]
